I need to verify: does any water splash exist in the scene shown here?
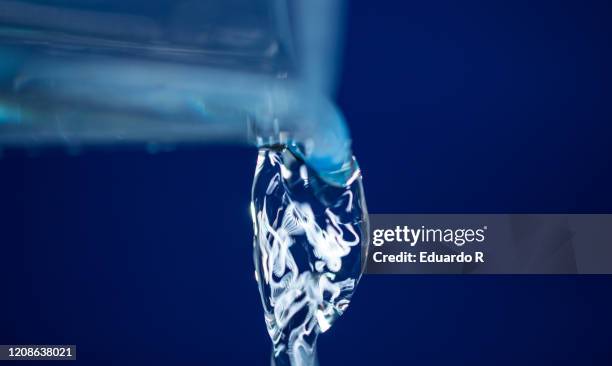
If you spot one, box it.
[251,144,369,366]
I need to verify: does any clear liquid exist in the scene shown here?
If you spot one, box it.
[251,144,369,366]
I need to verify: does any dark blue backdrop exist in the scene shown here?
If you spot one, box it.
[1,0,612,364]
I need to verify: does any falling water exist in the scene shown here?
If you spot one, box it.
[251,144,369,366]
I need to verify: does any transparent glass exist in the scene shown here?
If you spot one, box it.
[0,3,369,365]
[0,0,353,183]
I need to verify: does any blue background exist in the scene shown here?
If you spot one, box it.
[1,0,612,364]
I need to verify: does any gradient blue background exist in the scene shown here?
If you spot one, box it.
[1,0,612,364]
